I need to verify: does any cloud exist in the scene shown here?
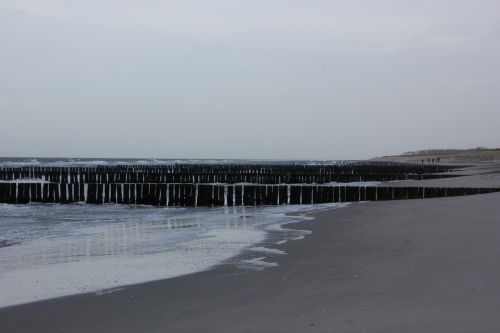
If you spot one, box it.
[0,1,464,45]
[0,0,499,158]
[0,4,27,17]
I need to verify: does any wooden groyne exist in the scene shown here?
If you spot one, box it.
[0,162,487,207]
[0,163,463,185]
[1,182,498,206]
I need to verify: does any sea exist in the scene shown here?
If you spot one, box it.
[0,158,355,308]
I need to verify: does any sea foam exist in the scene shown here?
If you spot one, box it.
[0,202,344,308]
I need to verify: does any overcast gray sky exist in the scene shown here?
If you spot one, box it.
[0,0,499,160]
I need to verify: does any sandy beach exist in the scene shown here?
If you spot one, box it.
[1,164,500,332]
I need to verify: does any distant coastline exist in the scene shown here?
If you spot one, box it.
[373,147,500,163]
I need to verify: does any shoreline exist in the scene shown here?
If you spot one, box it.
[2,191,500,331]
[2,164,500,331]
[0,202,346,309]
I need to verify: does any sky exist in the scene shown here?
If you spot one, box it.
[0,0,499,160]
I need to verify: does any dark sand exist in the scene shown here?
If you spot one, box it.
[2,169,500,332]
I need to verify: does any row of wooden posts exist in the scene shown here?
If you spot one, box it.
[0,163,462,185]
[0,183,497,206]
[0,163,459,174]
[0,172,459,184]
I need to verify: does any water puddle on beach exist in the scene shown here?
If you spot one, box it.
[0,202,345,308]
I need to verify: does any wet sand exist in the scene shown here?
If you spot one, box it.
[2,168,500,332]
[381,161,500,188]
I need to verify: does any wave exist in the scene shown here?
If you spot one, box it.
[0,157,352,167]
[0,202,345,308]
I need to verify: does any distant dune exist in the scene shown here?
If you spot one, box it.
[373,147,500,163]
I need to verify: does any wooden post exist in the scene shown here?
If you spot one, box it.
[117,184,123,204]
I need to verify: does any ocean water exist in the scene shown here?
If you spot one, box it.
[0,202,346,308]
[0,157,352,167]
[0,157,352,308]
